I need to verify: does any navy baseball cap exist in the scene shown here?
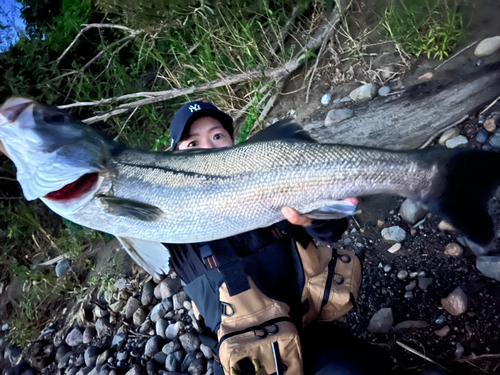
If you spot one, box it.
[170,101,233,149]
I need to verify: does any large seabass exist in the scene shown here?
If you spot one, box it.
[1,97,500,248]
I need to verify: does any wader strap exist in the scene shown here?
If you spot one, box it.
[275,221,311,249]
[206,242,251,297]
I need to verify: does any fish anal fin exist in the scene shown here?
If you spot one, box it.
[100,196,164,222]
[117,237,171,279]
[304,201,358,220]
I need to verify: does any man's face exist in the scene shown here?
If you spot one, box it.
[177,116,233,150]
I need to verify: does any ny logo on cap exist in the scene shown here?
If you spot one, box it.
[189,104,201,113]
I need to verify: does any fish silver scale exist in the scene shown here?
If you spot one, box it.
[64,141,438,244]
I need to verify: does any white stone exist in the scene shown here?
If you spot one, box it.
[349,83,378,102]
[387,243,401,253]
[321,94,332,105]
[438,128,460,145]
[446,135,468,149]
[474,36,500,57]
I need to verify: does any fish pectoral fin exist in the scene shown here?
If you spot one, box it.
[246,119,317,144]
[100,196,164,222]
[117,237,170,278]
[305,201,358,220]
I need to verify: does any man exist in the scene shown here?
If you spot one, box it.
[164,101,392,375]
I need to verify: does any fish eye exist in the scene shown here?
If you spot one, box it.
[43,107,68,125]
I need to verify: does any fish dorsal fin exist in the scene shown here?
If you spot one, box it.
[100,196,165,222]
[117,237,171,278]
[246,119,317,144]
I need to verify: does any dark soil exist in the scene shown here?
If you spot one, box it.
[332,112,500,375]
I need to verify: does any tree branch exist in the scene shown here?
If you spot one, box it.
[60,8,340,124]
[56,23,141,65]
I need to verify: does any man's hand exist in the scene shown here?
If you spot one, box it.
[282,198,359,227]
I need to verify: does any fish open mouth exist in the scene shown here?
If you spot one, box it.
[44,173,99,201]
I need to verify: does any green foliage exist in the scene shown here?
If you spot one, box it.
[237,87,265,144]
[6,261,65,347]
[381,0,465,60]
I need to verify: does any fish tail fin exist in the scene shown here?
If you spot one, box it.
[117,237,171,279]
[425,149,500,246]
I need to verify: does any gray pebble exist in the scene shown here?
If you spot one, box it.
[405,281,417,291]
[476,256,500,281]
[478,115,487,124]
[381,226,406,242]
[340,96,352,103]
[404,291,413,299]
[446,135,468,148]
[435,315,446,325]
[324,109,353,126]
[56,344,71,362]
[166,321,184,340]
[399,199,426,224]
[349,83,378,102]
[58,352,72,369]
[65,328,83,347]
[56,260,70,277]
[489,132,500,148]
[383,265,392,273]
[153,351,167,364]
[173,291,190,310]
[165,353,180,372]
[156,318,169,339]
[397,270,408,280]
[95,318,113,338]
[125,364,143,375]
[455,343,465,358]
[181,352,198,372]
[96,350,111,366]
[333,98,341,104]
[418,277,433,290]
[154,278,182,300]
[393,320,427,332]
[133,308,146,326]
[343,238,352,246]
[116,351,128,361]
[83,327,97,344]
[476,129,490,143]
[187,358,206,375]
[141,281,156,306]
[111,333,127,349]
[162,339,182,355]
[200,343,213,360]
[84,346,100,367]
[145,335,165,357]
[122,297,141,320]
[151,303,167,323]
[179,332,201,352]
[367,308,393,333]
[378,86,391,96]
[409,272,419,278]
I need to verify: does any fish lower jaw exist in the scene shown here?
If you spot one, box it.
[41,173,104,215]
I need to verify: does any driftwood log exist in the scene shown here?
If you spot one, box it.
[304,61,500,150]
